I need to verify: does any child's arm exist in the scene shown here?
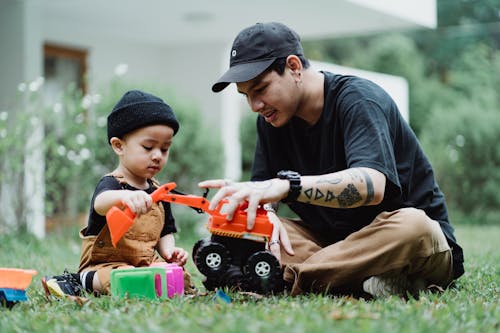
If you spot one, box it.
[94,190,153,216]
[157,234,188,266]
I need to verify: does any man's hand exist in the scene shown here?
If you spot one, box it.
[198,179,289,230]
[266,212,294,263]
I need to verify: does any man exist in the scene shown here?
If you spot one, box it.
[199,22,464,298]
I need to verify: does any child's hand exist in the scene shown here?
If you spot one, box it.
[163,246,188,266]
[121,190,153,215]
[158,234,187,266]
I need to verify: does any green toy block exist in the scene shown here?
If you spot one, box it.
[110,267,167,300]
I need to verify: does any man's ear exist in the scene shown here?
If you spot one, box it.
[286,55,303,73]
[110,137,125,155]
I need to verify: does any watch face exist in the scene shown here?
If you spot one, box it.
[278,170,300,181]
[277,170,302,203]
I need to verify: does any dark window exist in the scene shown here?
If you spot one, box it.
[43,43,87,98]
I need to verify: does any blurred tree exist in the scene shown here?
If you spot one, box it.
[412,0,500,82]
[0,78,224,234]
[448,43,499,107]
[420,102,500,225]
[420,42,500,224]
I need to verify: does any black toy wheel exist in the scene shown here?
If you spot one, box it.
[244,251,283,294]
[194,241,231,278]
[192,238,208,263]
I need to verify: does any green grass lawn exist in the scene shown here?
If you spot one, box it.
[0,225,498,333]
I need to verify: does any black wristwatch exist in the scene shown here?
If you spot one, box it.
[277,170,302,203]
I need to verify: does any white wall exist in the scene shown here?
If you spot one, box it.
[72,37,225,129]
[0,0,45,238]
[0,0,43,109]
[311,61,409,122]
[159,41,227,127]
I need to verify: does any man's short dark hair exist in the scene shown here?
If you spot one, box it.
[267,56,311,75]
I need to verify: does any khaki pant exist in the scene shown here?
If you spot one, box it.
[280,208,453,296]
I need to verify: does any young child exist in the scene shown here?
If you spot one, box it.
[43,90,189,296]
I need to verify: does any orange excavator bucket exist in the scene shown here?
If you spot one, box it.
[106,206,136,247]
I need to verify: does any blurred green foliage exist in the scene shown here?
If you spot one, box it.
[420,101,500,225]
[0,78,223,234]
[420,44,500,225]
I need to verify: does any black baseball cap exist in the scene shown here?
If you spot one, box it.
[212,22,304,93]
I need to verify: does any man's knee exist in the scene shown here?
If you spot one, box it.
[396,208,432,236]
[387,208,448,253]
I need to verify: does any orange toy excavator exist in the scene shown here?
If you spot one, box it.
[106,182,273,247]
[106,182,283,294]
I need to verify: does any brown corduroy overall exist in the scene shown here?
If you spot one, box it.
[78,200,165,294]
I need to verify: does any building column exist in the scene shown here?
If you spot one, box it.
[0,0,45,238]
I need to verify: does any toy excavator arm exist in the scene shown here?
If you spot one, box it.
[151,183,274,242]
[160,193,211,213]
[106,182,210,247]
[107,182,273,247]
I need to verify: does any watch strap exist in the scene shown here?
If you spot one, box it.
[277,170,302,203]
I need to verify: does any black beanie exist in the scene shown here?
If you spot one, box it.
[107,90,180,143]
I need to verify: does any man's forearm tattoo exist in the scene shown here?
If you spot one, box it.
[314,189,324,200]
[317,175,343,185]
[304,188,332,202]
[337,184,362,207]
[304,188,313,202]
[303,168,374,207]
[305,183,362,207]
[347,169,363,183]
[358,168,375,204]
[325,190,336,202]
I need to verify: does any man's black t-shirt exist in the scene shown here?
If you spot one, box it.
[251,71,464,278]
[85,176,177,237]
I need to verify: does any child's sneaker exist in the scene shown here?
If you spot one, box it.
[41,270,84,298]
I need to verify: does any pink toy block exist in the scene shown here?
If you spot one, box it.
[149,263,184,298]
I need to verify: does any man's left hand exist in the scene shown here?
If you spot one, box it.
[198,178,288,230]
